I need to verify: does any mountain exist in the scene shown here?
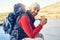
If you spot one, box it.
[35,2,60,19]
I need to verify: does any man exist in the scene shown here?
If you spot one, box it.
[9,3,26,40]
[17,2,47,40]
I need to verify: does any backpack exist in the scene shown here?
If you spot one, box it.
[3,12,22,35]
[3,12,15,34]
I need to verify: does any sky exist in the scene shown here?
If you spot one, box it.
[0,0,60,13]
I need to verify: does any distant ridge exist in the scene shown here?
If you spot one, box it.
[35,1,60,19]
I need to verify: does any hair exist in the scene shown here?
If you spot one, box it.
[29,2,40,10]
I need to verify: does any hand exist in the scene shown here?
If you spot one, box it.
[40,16,47,26]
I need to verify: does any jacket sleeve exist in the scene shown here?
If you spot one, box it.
[18,16,43,38]
[31,24,36,30]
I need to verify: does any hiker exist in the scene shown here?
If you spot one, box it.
[14,2,47,40]
[3,3,26,40]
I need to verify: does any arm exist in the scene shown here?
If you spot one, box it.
[31,24,36,29]
[18,16,43,38]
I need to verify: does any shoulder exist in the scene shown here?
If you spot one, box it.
[19,14,30,21]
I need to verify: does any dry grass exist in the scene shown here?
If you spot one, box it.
[0,13,9,24]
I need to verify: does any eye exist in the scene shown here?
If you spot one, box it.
[37,10,39,12]
[35,8,39,12]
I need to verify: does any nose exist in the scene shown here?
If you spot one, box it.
[35,10,38,13]
[34,10,38,15]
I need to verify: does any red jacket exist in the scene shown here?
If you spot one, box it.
[18,16,42,38]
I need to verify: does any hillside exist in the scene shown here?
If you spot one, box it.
[0,2,60,24]
[0,13,9,24]
[35,2,60,19]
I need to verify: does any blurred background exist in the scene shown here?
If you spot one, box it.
[0,0,60,40]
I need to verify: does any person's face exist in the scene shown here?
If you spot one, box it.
[30,7,40,17]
